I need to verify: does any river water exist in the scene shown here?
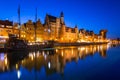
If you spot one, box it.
[0,44,120,80]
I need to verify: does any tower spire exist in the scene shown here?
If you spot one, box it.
[60,11,64,17]
[60,11,64,24]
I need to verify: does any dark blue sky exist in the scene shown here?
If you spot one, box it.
[0,0,120,39]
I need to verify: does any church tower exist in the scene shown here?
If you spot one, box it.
[100,30,107,40]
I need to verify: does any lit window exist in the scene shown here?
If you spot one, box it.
[0,25,4,27]
[6,30,11,33]
[48,29,51,33]
[44,29,46,32]
[21,35,23,37]
[6,26,12,28]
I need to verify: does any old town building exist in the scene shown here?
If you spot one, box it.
[0,12,108,43]
[0,20,13,39]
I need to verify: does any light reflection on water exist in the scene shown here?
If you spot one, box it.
[0,44,120,80]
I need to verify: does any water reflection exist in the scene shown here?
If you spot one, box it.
[0,44,111,79]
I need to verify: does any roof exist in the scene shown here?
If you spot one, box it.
[66,27,75,33]
[47,14,57,22]
[0,20,13,26]
[100,30,107,32]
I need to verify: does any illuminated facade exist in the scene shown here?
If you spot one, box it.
[20,12,79,42]
[0,20,13,39]
[0,20,14,43]
[78,29,108,42]
[0,12,108,43]
[100,30,107,40]
[78,29,95,42]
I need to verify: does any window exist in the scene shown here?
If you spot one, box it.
[44,29,47,32]
[6,30,11,33]
[0,25,4,27]
[6,26,12,28]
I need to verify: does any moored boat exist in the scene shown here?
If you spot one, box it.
[5,34,28,51]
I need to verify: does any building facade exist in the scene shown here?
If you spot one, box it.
[0,20,14,43]
[0,20,13,39]
[0,12,108,43]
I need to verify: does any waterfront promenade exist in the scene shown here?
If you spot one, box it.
[0,42,108,52]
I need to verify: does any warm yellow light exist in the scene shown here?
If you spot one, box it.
[16,64,18,69]
[71,48,73,55]
[5,58,7,65]
[31,55,34,61]
[55,38,57,41]
[21,60,24,64]
[77,40,80,43]
[21,35,23,37]
[29,53,34,61]
[36,38,43,42]
[61,50,63,57]
[31,37,33,39]
[100,45,103,50]
[85,47,88,54]
[81,47,85,51]
[2,36,9,38]
[81,39,86,42]
[56,49,58,53]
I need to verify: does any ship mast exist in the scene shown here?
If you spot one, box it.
[18,4,21,39]
[35,8,37,43]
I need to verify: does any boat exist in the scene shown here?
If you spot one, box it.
[5,34,28,51]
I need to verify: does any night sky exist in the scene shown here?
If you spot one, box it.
[0,0,120,39]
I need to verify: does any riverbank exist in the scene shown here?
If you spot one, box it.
[0,42,108,52]
[54,42,108,47]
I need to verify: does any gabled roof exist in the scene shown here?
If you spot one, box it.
[47,14,57,22]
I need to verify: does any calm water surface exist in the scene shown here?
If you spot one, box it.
[0,44,120,80]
